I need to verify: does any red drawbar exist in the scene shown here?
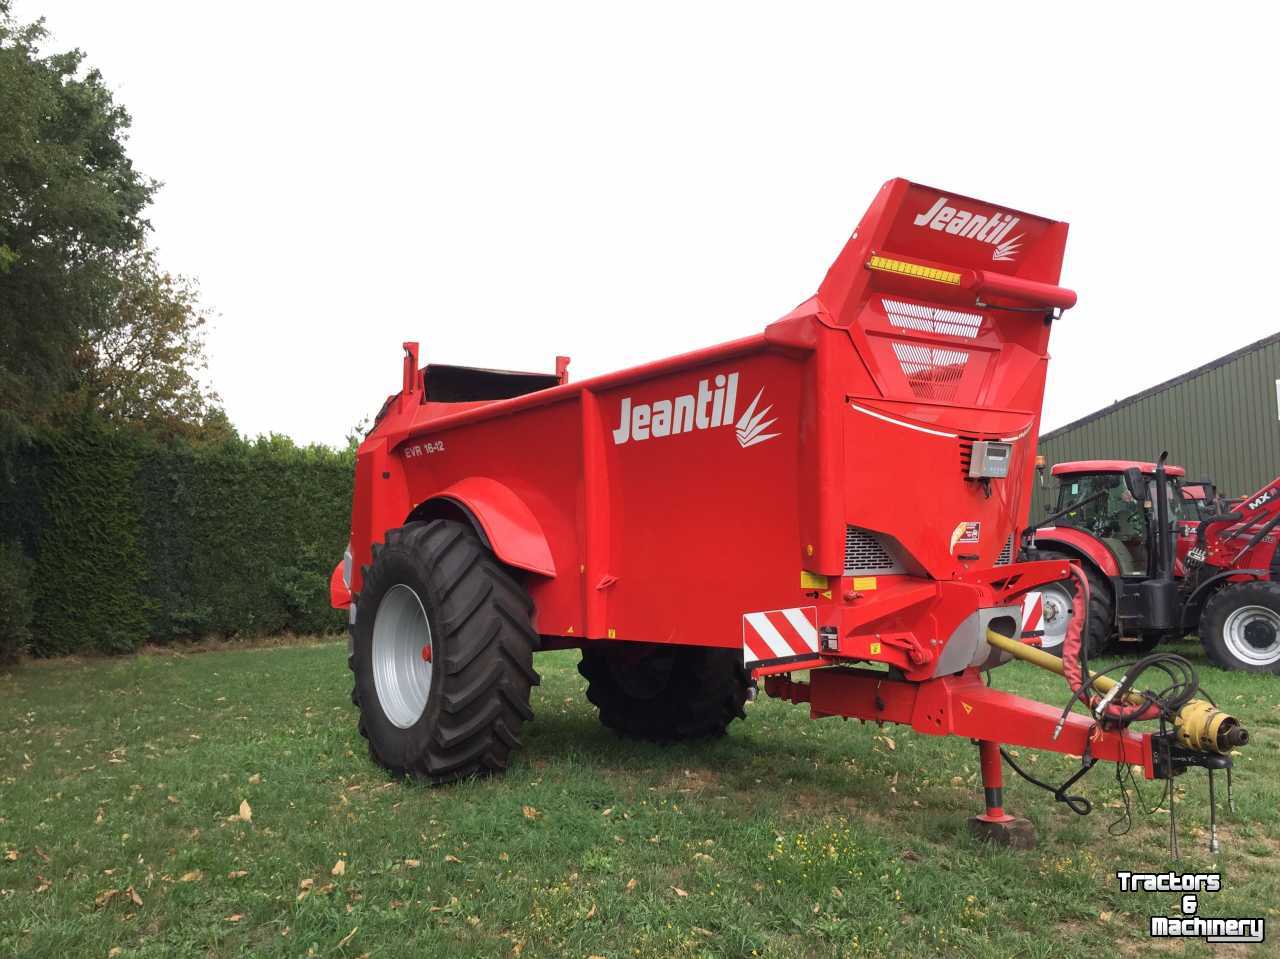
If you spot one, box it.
[765,667,1154,778]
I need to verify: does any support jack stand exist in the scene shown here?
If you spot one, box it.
[967,740,1036,849]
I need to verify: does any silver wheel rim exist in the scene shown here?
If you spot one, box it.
[372,584,434,728]
[1038,583,1073,652]
[1222,604,1280,667]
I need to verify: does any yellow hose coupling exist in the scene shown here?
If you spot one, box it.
[1174,699,1248,755]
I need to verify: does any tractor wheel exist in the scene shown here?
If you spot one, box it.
[349,520,540,782]
[578,642,750,741]
[1024,549,1114,660]
[1199,581,1280,673]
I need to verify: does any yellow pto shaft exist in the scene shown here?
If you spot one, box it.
[984,629,1248,755]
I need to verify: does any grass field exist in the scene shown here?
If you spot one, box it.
[0,638,1276,958]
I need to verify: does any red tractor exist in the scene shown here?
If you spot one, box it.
[1030,458,1280,671]
[331,178,1247,846]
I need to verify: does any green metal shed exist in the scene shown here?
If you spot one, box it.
[1033,332,1280,518]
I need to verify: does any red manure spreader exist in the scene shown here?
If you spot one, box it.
[331,179,1248,848]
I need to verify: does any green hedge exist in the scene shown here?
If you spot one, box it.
[1,422,354,656]
[0,540,35,664]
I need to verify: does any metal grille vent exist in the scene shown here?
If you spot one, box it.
[891,341,969,402]
[844,525,905,575]
[882,298,983,338]
[996,534,1015,566]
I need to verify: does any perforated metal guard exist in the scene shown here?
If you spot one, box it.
[882,298,983,338]
[891,341,970,402]
[996,534,1015,566]
[844,525,905,575]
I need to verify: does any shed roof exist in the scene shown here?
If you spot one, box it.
[1041,331,1280,442]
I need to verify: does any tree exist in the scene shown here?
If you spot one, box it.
[0,2,224,441]
[0,1,155,436]
[1,5,239,661]
[73,243,229,439]
[345,417,371,453]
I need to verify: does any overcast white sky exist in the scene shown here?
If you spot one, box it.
[21,2,1280,447]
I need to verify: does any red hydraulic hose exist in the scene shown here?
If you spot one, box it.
[1061,564,1089,701]
[1060,564,1160,723]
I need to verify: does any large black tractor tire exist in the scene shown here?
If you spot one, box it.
[349,520,540,782]
[578,642,751,741]
[1024,549,1114,660]
[1199,580,1280,673]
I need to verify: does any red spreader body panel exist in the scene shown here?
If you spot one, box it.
[338,179,1072,673]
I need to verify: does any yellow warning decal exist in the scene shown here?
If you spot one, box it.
[800,570,829,590]
[869,642,881,655]
[852,576,878,591]
[962,702,974,715]
[607,628,617,639]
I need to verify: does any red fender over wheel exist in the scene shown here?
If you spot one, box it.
[428,477,556,577]
[1034,527,1121,578]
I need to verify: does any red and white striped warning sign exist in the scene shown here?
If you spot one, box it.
[1020,591,1045,639]
[742,606,821,669]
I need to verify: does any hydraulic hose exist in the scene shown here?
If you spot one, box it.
[1059,564,1089,705]
[983,628,1248,755]
[1058,565,1160,723]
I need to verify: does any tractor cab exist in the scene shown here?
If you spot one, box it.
[1045,460,1189,576]
[1033,455,1280,670]
[1030,457,1200,656]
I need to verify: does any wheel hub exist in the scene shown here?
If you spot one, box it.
[1223,603,1280,666]
[371,584,434,728]
[1243,618,1276,650]
[1037,584,1073,651]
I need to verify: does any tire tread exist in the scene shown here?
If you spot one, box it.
[1199,579,1280,673]
[351,520,540,783]
[578,643,750,742]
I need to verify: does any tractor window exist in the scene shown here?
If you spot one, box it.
[1181,485,1215,520]
[1055,473,1125,530]
[1053,472,1150,573]
[1152,479,1186,522]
